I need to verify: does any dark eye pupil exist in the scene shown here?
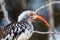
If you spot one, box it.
[30,14,33,16]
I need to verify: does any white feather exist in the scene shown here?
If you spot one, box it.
[18,10,36,22]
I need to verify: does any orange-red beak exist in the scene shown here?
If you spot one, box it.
[33,14,49,27]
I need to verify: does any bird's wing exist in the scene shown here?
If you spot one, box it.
[0,20,33,40]
[0,22,16,39]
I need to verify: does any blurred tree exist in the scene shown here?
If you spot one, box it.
[53,4,60,27]
[5,0,29,22]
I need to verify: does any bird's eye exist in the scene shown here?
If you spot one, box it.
[29,14,34,16]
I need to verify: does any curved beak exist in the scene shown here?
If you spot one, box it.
[33,14,49,27]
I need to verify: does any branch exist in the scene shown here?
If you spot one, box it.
[35,1,60,12]
[33,31,54,34]
[0,0,11,24]
[33,31,60,34]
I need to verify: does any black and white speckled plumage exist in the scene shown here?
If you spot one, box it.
[1,19,33,40]
[0,10,36,40]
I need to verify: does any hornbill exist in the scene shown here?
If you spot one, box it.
[0,10,49,40]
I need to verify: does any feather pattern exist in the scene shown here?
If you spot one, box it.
[1,19,33,40]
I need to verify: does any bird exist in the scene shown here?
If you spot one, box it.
[0,10,49,40]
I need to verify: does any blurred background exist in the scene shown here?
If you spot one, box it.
[0,0,60,40]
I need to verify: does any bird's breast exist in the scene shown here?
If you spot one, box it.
[1,20,34,40]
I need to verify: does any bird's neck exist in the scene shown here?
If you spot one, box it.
[23,19,32,26]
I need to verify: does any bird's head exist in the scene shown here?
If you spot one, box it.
[18,10,49,27]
